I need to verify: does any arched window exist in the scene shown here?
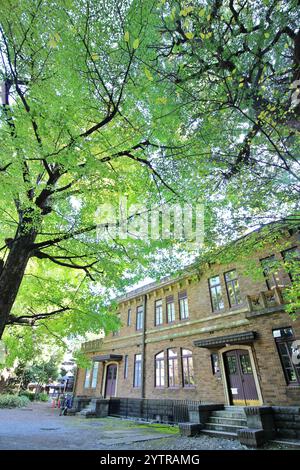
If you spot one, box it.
[168,349,179,387]
[181,349,195,387]
[155,352,165,387]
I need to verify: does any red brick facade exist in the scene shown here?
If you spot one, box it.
[75,230,300,406]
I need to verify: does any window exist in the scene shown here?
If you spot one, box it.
[239,354,253,374]
[209,276,224,311]
[136,305,144,331]
[282,247,300,282]
[112,330,120,337]
[84,368,91,388]
[91,361,99,388]
[182,349,195,387]
[224,270,242,307]
[261,255,283,289]
[166,295,175,323]
[124,355,128,379]
[133,354,142,388]
[211,353,220,376]
[273,327,300,385]
[127,309,132,326]
[155,352,165,387]
[179,291,189,320]
[168,349,179,387]
[226,355,237,374]
[155,299,163,326]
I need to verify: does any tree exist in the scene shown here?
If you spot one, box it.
[0,0,191,347]
[153,0,300,239]
[0,0,299,357]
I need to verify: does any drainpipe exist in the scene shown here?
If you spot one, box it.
[141,294,147,399]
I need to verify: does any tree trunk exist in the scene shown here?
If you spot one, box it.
[0,229,37,339]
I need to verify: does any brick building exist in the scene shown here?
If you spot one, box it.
[74,228,300,408]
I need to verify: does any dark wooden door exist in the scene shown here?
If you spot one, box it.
[105,364,117,397]
[224,350,259,406]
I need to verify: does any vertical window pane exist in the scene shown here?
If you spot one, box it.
[134,354,142,388]
[179,292,189,320]
[84,368,91,388]
[155,351,165,387]
[155,299,163,326]
[225,270,242,307]
[182,349,194,386]
[168,349,179,387]
[136,306,144,331]
[91,362,99,388]
[209,276,224,311]
[167,299,175,323]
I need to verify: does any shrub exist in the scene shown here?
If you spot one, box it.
[0,394,30,408]
[19,390,35,401]
[36,392,49,402]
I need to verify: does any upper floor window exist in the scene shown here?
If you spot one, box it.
[155,351,165,387]
[181,349,195,387]
[209,275,224,312]
[136,305,144,331]
[84,368,91,388]
[168,349,179,387]
[124,355,128,379]
[127,308,132,326]
[166,295,175,323]
[133,354,142,388]
[179,291,189,320]
[273,327,300,385]
[282,247,300,282]
[91,361,99,388]
[155,299,163,326]
[224,269,242,307]
[260,255,282,289]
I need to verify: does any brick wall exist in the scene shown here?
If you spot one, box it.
[75,230,300,406]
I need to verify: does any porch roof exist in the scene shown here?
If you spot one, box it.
[92,354,123,362]
[193,331,257,349]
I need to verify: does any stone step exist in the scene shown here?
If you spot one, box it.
[208,416,247,426]
[224,406,245,411]
[205,423,246,433]
[211,410,245,419]
[201,429,238,439]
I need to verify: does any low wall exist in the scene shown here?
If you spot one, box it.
[273,406,300,439]
[108,397,206,423]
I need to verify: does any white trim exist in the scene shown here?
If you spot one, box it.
[102,362,119,398]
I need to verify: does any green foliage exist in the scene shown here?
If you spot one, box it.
[0,394,30,408]
[19,390,35,401]
[35,392,49,402]
[0,0,298,360]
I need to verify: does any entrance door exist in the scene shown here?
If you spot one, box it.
[105,364,117,397]
[224,349,259,406]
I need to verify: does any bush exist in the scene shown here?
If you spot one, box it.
[0,394,30,408]
[19,390,35,401]
[35,392,49,402]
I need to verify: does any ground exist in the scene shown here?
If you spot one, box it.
[0,402,295,450]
